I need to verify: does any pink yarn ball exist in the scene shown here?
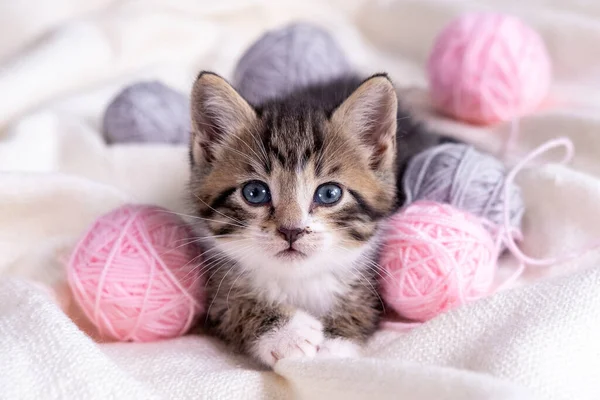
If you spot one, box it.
[67,204,206,342]
[427,13,551,125]
[380,201,497,322]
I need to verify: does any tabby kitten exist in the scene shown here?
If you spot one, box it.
[188,71,440,367]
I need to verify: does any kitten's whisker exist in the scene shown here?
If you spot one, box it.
[169,233,245,248]
[159,236,246,280]
[316,121,351,168]
[187,215,262,235]
[205,265,235,323]
[322,139,346,166]
[332,243,393,284]
[189,215,251,229]
[335,241,396,283]
[233,130,269,169]
[192,259,228,285]
[196,241,253,274]
[189,259,230,308]
[214,138,264,171]
[328,224,361,232]
[204,243,256,322]
[193,193,246,226]
[178,246,230,282]
[176,236,253,283]
[168,235,245,254]
[159,210,250,229]
[202,250,243,284]
[199,241,255,283]
[194,121,261,166]
[361,263,393,285]
[329,254,387,313]
[226,268,248,311]
[248,125,270,167]
[178,238,254,282]
[201,239,255,269]
[350,267,386,313]
[362,258,395,282]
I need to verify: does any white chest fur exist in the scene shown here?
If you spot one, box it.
[250,269,347,317]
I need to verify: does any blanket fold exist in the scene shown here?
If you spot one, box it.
[1,0,599,399]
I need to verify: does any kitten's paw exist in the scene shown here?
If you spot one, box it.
[252,311,324,367]
[317,337,361,359]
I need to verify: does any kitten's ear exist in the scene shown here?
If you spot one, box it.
[331,74,397,170]
[190,71,257,165]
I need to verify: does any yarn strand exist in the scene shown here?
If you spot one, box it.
[499,136,600,267]
[68,205,206,342]
[381,136,585,332]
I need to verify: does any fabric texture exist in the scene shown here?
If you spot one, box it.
[1,0,600,399]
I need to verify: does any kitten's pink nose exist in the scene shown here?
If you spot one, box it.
[277,226,306,245]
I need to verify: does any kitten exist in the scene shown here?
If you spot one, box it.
[188,71,443,367]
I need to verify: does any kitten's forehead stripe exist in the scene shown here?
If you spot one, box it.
[190,73,400,247]
[273,146,287,168]
[328,165,340,175]
[187,72,448,362]
[312,117,324,150]
[252,101,393,244]
[300,147,312,170]
[245,162,256,174]
[261,125,273,174]
[261,108,324,173]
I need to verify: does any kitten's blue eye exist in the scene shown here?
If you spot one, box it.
[314,183,343,205]
[242,181,271,205]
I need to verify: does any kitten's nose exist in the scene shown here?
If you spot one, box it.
[277,226,306,245]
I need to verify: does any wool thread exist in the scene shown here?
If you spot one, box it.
[103,81,190,145]
[402,142,525,239]
[491,137,575,290]
[67,204,205,342]
[233,22,351,105]
[381,136,584,326]
[499,137,600,267]
[380,201,498,322]
[427,13,551,125]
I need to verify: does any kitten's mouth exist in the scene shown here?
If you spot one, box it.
[275,248,307,260]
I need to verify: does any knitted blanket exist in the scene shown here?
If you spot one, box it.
[1,0,599,399]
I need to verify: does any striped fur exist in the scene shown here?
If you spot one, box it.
[187,71,443,366]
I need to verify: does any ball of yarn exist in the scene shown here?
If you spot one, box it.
[103,81,190,144]
[427,13,551,125]
[233,22,351,105]
[67,204,205,342]
[402,143,524,234]
[380,201,497,321]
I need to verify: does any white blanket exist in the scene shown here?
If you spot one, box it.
[1,0,600,399]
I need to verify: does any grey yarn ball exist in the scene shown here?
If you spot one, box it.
[402,143,525,234]
[233,22,352,105]
[103,81,190,145]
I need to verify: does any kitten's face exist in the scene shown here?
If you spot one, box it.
[189,72,398,277]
